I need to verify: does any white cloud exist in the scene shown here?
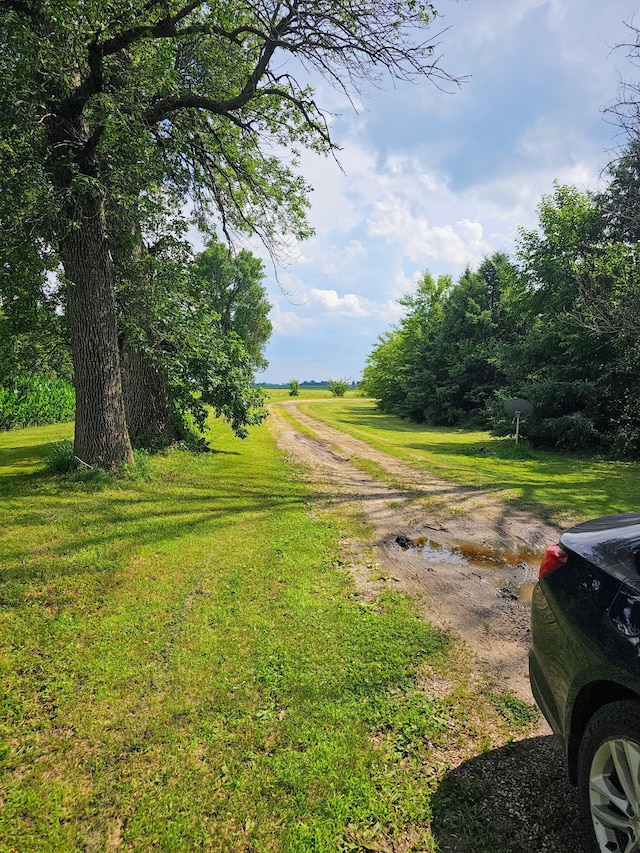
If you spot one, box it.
[517,114,597,170]
[269,301,315,336]
[313,239,368,276]
[309,288,404,320]
[294,138,609,281]
[544,0,631,95]
[295,144,378,237]
[344,239,367,261]
[252,0,634,382]
[366,196,492,269]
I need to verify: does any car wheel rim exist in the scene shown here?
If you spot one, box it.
[590,737,640,853]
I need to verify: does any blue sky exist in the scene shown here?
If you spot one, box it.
[252,0,637,384]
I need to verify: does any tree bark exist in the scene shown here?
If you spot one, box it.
[107,211,178,449]
[121,345,177,447]
[59,194,134,468]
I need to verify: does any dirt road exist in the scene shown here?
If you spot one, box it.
[270,399,589,853]
[270,399,559,703]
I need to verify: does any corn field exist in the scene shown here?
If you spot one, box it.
[0,377,75,431]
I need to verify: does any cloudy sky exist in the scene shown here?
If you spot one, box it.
[253,0,637,385]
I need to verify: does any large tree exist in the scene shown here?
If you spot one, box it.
[0,0,456,468]
[503,186,615,449]
[361,256,513,428]
[361,270,452,421]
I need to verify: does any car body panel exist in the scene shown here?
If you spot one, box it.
[560,513,640,593]
[530,513,640,779]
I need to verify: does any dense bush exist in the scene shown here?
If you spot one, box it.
[0,376,75,431]
[327,378,350,397]
[44,439,76,472]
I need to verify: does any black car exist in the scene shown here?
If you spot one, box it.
[530,512,640,853]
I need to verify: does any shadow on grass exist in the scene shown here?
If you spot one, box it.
[0,445,323,592]
[311,404,636,519]
[2,493,319,587]
[316,403,587,463]
[0,442,240,477]
[0,442,52,474]
[431,734,588,853]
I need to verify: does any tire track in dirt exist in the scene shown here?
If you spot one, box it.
[269,399,560,706]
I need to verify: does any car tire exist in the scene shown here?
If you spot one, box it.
[577,700,640,853]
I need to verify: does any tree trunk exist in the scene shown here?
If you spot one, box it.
[121,345,177,448]
[107,211,178,449]
[59,194,134,468]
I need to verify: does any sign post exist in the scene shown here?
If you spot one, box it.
[503,398,534,445]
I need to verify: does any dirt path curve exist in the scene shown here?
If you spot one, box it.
[269,399,560,709]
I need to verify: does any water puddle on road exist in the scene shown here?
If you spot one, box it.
[394,534,540,604]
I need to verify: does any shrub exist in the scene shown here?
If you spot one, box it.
[45,440,77,473]
[289,379,300,397]
[327,378,350,397]
[525,412,603,452]
[45,441,153,481]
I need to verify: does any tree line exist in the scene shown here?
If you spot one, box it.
[361,144,640,455]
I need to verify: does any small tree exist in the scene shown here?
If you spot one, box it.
[190,239,272,370]
[327,378,350,397]
[289,379,300,397]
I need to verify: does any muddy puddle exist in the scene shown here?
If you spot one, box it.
[393,534,540,604]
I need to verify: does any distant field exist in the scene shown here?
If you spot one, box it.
[293,397,640,525]
[0,414,528,852]
[264,387,360,402]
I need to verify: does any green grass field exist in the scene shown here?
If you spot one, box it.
[0,414,531,852]
[264,388,355,402]
[295,398,640,525]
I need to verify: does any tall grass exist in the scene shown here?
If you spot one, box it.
[0,376,75,431]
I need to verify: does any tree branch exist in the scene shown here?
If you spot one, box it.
[98,1,206,56]
[144,92,246,124]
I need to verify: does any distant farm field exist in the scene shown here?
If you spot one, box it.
[264,387,359,402]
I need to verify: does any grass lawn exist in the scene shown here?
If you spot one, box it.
[295,398,640,525]
[0,416,529,852]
